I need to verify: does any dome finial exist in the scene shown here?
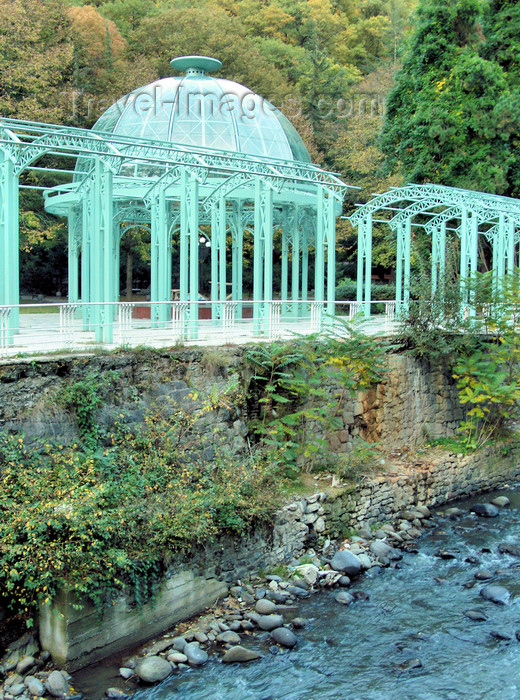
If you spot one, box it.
[170,55,222,77]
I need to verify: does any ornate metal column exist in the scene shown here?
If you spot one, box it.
[67,208,81,304]
[0,151,19,340]
[356,213,372,317]
[150,187,170,326]
[431,221,446,297]
[210,195,227,320]
[180,170,199,338]
[253,179,273,334]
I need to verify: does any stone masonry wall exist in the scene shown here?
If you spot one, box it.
[0,348,461,452]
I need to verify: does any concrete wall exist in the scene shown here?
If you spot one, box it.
[39,445,520,670]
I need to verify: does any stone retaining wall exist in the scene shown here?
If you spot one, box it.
[40,444,520,670]
[0,348,461,452]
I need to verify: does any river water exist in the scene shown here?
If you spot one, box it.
[80,488,520,700]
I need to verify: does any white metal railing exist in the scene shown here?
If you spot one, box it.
[0,306,11,352]
[59,303,79,350]
[268,301,282,340]
[0,299,401,358]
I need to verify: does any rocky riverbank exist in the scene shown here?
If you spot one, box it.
[1,463,518,699]
[0,493,515,699]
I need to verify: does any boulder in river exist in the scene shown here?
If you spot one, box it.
[257,614,284,631]
[24,676,45,697]
[335,591,354,605]
[217,631,241,645]
[492,496,510,508]
[445,507,464,518]
[271,627,297,648]
[370,540,393,559]
[474,569,493,580]
[255,598,276,615]
[490,630,511,641]
[480,585,511,605]
[135,656,172,683]
[396,658,422,671]
[183,643,209,666]
[330,550,362,576]
[498,543,520,557]
[471,503,499,518]
[464,609,488,621]
[45,670,70,698]
[292,617,308,629]
[222,646,262,663]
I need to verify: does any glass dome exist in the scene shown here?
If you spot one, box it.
[92,55,311,164]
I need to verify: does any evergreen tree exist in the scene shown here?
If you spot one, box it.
[381,0,520,196]
[481,0,520,87]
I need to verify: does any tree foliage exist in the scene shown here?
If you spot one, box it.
[381,0,520,196]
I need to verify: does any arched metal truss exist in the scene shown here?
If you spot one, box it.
[349,183,520,317]
[0,117,353,343]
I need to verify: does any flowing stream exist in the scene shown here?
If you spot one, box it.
[77,488,520,700]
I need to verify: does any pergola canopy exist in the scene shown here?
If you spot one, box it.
[0,56,352,344]
[350,183,520,316]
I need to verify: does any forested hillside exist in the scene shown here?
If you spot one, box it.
[2,0,418,294]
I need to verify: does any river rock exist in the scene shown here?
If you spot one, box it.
[271,627,297,648]
[222,646,262,663]
[287,585,310,598]
[490,630,511,641]
[475,569,493,580]
[255,599,276,615]
[267,591,289,604]
[330,550,362,576]
[119,668,134,680]
[357,553,372,569]
[217,631,241,645]
[183,643,209,666]
[9,683,26,696]
[24,676,45,697]
[358,527,373,540]
[5,673,22,688]
[292,617,308,628]
[498,543,520,557]
[471,503,499,518]
[145,638,176,655]
[171,636,187,651]
[445,507,464,518]
[492,496,510,507]
[397,658,422,671]
[464,609,488,621]
[293,564,319,586]
[480,585,511,605]
[15,655,35,675]
[369,540,393,560]
[335,591,354,605]
[44,670,69,698]
[338,575,351,587]
[135,656,172,683]
[167,653,187,664]
[106,688,128,699]
[257,614,284,631]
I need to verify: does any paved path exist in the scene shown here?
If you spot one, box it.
[0,311,397,359]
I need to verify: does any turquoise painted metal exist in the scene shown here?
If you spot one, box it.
[350,183,520,317]
[0,56,352,344]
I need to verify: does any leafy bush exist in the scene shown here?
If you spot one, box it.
[244,320,387,477]
[0,396,276,626]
